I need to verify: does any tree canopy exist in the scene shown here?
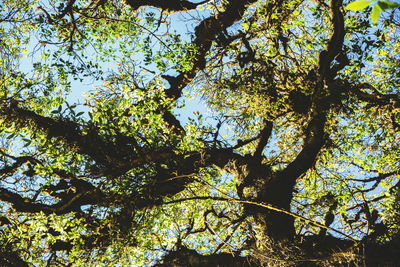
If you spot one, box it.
[1,0,400,265]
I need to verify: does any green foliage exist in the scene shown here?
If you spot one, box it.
[345,0,374,10]
[1,0,400,265]
[345,0,400,23]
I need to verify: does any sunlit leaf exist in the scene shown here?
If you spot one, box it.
[371,2,384,24]
[345,0,372,10]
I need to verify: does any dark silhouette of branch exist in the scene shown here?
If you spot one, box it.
[0,179,103,215]
[318,0,345,79]
[164,0,259,100]
[253,120,273,159]
[125,0,209,13]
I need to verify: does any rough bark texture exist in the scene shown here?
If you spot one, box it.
[1,0,400,265]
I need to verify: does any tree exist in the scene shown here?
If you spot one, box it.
[1,0,400,265]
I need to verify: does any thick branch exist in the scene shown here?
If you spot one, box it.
[351,83,399,106]
[0,180,103,215]
[165,0,258,100]
[253,120,273,159]
[279,113,326,182]
[0,103,142,169]
[0,250,29,267]
[0,155,35,176]
[255,113,326,240]
[162,110,185,135]
[318,0,345,79]
[122,148,246,206]
[56,0,77,19]
[154,247,252,267]
[125,0,209,13]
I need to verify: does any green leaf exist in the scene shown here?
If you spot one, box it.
[371,3,383,24]
[345,0,373,10]
[7,133,16,140]
[377,0,400,10]
[22,138,32,147]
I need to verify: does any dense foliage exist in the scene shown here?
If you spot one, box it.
[1,0,400,265]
